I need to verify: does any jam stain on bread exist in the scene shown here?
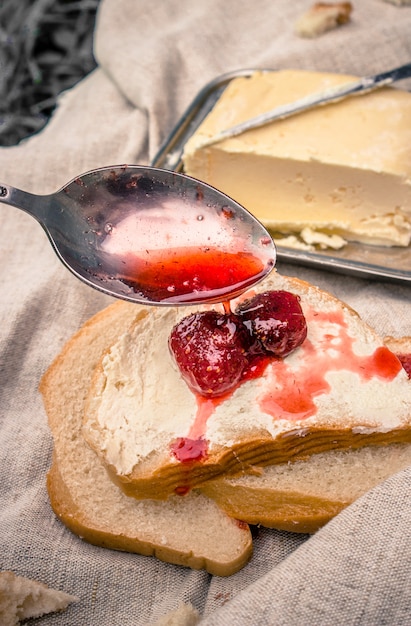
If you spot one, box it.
[169,291,403,464]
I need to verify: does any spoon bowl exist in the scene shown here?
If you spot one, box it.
[0,165,276,305]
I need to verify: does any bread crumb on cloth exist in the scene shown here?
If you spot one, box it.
[295,2,353,38]
[149,602,200,626]
[0,571,78,626]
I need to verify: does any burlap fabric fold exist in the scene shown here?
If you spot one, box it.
[0,1,410,624]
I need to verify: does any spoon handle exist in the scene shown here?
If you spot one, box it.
[201,61,411,147]
[0,183,47,222]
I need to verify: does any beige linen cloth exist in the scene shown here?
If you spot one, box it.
[1,1,411,624]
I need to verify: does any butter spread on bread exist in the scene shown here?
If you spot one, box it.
[82,273,411,500]
[182,70,411,247]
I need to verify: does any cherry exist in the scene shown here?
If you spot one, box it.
[235,290,307,357]
[169,290,308,398]
[169,311,249,397]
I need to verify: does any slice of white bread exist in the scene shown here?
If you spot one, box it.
[81,272,411,500]
[40,282,411,573]
[40,301,253,577]
[0,571,78,626]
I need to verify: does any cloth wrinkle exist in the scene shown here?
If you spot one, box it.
[1,1,410,624]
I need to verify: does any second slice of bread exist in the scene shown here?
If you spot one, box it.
[199,441,411,533]
[40,302,253,577]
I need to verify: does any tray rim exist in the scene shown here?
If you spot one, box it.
[151,68,411,285]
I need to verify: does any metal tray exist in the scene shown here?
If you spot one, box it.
[151,69,411,284]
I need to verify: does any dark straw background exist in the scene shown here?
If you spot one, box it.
[0,0,99,147]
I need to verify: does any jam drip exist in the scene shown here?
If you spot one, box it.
[170,437,208,464]
[260,309,402,421]
[171,356,271,464]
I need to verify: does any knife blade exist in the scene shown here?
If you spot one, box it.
[199,62,411,148]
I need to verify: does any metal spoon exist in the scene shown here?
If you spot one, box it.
[0,165,276,305]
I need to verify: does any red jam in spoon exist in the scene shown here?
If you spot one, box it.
[112,246,272,304]
[95,172,275,304]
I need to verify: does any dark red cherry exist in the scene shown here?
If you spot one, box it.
[236,290,307,357]
[169,311,249,397]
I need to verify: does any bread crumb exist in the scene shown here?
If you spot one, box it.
[149,602,200,626]
[0,571,78,626]
[295,2,353,38]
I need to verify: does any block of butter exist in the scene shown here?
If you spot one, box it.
[182,70,411,248]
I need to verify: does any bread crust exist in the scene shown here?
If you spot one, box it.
[47,457,251,575]
[200,479,345,534]
[101,426,411,501]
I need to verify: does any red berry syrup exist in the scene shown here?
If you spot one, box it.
[115,246,272,304]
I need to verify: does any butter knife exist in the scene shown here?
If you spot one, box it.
[200,62,411,148]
